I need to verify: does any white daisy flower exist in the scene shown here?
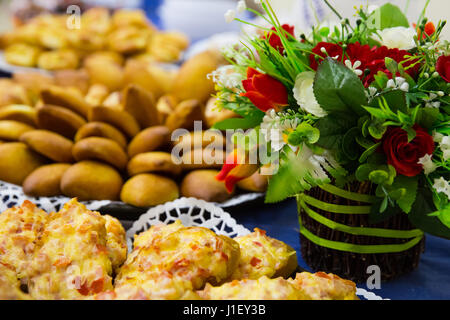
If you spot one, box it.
[417,154,437,175]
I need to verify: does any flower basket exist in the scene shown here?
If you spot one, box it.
[297,182,425,282]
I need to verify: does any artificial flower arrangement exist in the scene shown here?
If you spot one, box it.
[212,0,450,281]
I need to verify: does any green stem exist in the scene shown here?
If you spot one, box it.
[323,0,343,20]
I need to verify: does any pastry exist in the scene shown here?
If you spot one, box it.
[178,148,225,170]
[22,163,71,197]
[88,106,140,138]
[120,173,179,207]
[165,99,203,131]
[156,95,177,123]
[173,130,225,151]
[72,137,128,170]
[0,142,47,185]
[127,151,182,176]
[123,60,164,99]
[0,104,37,126]
[84,84,110,106]
[75,122,128,149]
[20,130,74,163]
[37,49,79,70]
[180,170,233,202]
[127,125,170,158]
[122,84,159,129]
[60,160,123,200]
[4,43,41,67]
[40,86,90,117]
[103,215,127,273]
[84,58,124,92]
[36,104,87,139]
[0,120,35,141]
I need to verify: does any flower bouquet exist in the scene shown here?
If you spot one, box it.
[213,0,450,281]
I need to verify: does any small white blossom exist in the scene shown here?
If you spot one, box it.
[236,0,246,13]
[424,93,441,108]
[440,136,450,161]
[386,77,409,92]
[386,79,396,89]
[344,60,363,76]
[433,177,450,200]
[224,9,236,23]
[293,72,327,118]
[207,65,245,89]
[418,154,437,175]
[399,82,410,92]
[320,47,327,54]
[366,86,378,100]
[433,131,444,143]
[260,109,298,152]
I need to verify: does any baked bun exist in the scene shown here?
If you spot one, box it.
[165,99,203,131]
[122,84,159,129]
[72,137,128,170]
[127,151,181,176]
[88,106,140,138]
[0,104,37,126]
[20,129,74,163]
[37,104,87,139]
[40,85,90,117]
[181,170,233,202]
[60,160,123,200]
[0,142,47,185]
[0,120,34,141]
[120,173,179,207]
[22,163,71,196]
[173,130,225,151]
[75,122,127,149]
[127,125,170,158]
[178,148,225,170]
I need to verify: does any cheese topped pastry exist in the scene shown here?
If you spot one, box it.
[230,228,297,280]
[103,214,127,273]
[28,199,113,299]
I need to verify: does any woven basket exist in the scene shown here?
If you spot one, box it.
[297,182,425,282]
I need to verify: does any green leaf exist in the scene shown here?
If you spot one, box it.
[314,58,368,116]
[359,142,381,163]
[370,90,408,114]
[287,122,320,146]
[342,127,360,160]
[374,3,410,30]
[213,116,263,130]
[355,163,378,181]
[391,176,418,213]
[385,57,398,76]
[408,186,450,239]
[315,114,355,151]
[369,170,389,185]
[430,203,450,229]
[369,198,399,224]
[380,196,389,213]
[368,120,387,139]
[415,108,440,129]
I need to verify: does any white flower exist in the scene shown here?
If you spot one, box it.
[377,27,417,50]
[386,77,409,92]
[424,93,441,108]
[260,109,298,152]
[433,177,450,200]
[293,72,327,118]
[417,154,437,175]
[433,131,444,143]
[344,60,363,76]
[236,0,246,13]
[440,136,450,161]
[224,9,236,23]
[207,65,245,89]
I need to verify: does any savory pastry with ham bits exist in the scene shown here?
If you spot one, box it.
[27,199,114,299]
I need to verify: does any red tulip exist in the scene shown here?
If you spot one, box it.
[437,55,450,83]
[416,21,436,39]
[241,67,289,112]
[216,149,259,193]
[265,24,295,54]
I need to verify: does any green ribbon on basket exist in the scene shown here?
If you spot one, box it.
[296,184,424,254]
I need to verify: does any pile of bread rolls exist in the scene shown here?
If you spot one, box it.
[0,8,189,70]
[0,49,268,207]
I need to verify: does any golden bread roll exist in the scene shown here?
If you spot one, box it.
[147,64,177,93]
[0,120,35,141]
[85,84,110,106]
[22,163,71,196]
[123,60,164,100]
[127,151,181,176]
[36,104,87,139]
[20,129,74,163]
[112,9,152,29]
[0,104,37,126]
[66,29,105,52]
[75,121,127,149]
[165,99,203,131]
[0,142,47,185]
[88,106,140,138]
[122,84,159,129]
[60,160,123,200]
[180,170,233,202]
[72,137,128,170]
[173,130,225,151]
[0,80,30,107]
[237,171,268,193]
[37,49,79,70]
[156,95,177,123]
[83,51,124,67]
[102,91,123,109]
[171,50,222,103]
[4,43,41,67]
[127,125,170,158]
[81,8,112,35]
[107,27,149,54]
[204,97,238,128]
[178,148,225,170]
[12,72,54,104]
[53,69,90,95]
[120,173,179,207]
[40,86,90,117]
[148,32,189,63]
[84,58,124,92]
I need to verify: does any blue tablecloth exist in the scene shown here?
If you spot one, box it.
[227,198,450,300]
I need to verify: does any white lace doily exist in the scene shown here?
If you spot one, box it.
[126,197,387,300]
[0,181,110,213]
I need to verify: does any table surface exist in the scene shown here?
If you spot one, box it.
[226,198,450,300]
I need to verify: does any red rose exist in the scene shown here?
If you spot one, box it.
[309,42,343,70]
[265,24,295,54]
[437,55,450,83]
[241,67,289,112]
[382,125,435,177]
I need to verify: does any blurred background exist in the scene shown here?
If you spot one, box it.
[0,0,449,41]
